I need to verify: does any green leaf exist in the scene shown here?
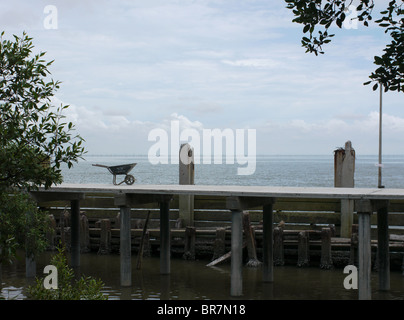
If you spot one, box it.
[303,24,311,33]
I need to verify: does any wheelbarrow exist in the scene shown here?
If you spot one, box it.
[92,163,137,185]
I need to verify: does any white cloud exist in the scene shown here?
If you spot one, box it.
[2,0,403,156]
[222,59,280,68]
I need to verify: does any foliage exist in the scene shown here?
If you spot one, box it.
[0,190,50,265]
[27,247,107,300]
[0,31,85,266]
[0,31,85,191]
[285,0,403,92]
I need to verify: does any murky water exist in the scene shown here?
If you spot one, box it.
[1,251,403,300]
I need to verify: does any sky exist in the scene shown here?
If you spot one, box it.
[1,0,403,157]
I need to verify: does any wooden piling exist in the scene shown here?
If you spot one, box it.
[98,219,111,255]
[46,214,57,251]
[349,224,359,266]
[243,211,261,267]
[320,227,333,269]
[80,212,90,253]
[183,226,196,260]
[137,210,151,269]
[297,231,309,267]
[212,227,226,261]
[273,227,284,266]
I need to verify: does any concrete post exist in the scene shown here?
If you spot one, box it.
[376,201,390,291]
[356,200,373,300]
[160,200,171,275]
[179,143,195,227]
[230,209,243,296]
[70,199,80,268]
[334,141,355,238]
[262,203,274,282]
[120,206,132,286]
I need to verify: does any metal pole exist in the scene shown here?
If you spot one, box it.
[378,84,383,188]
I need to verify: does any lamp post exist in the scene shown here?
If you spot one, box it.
[378,84,384,188]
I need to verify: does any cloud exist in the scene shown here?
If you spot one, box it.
[222,59,280,68]
[3,1,403,157]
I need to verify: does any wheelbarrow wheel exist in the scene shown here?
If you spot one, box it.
[124,174,135,185]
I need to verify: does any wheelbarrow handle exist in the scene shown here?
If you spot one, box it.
[92,164,110,168]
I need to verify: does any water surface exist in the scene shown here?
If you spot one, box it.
[2,252,403,300]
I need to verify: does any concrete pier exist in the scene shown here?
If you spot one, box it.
[30,184,404,299]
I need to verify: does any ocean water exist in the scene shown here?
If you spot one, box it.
[61,154,404,189]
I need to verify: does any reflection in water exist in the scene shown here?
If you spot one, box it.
[1,252,403,300]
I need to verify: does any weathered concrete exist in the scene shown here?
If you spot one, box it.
[119,206,132,286]
[262,203,274,282]
[179,143,194,227]
[335,141,355,238]
[70,199,80,268]
[160,200,171,275]
[230,209,243,296]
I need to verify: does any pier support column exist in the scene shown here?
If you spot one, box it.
[70,199,80,268]
[179,143,195,227]
[226,196,275,296]
[334,141,355,238]
[376,201,390,291]
[160,200,171,275]
[356,200,373,300]
[230,209,243,296]
[120,206,132,287]
[263,202,274,282]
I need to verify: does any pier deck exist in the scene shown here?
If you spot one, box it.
[31,184,404,300]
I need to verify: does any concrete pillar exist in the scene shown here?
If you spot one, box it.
[160,200,171,275]
[334,141,355,238]
[230,209,243,296]
[376,201,390,291]
[70,199,80,268]
[356,200,373,300]
[120,206,132,286]
[179,143,195,226]
[262,203,274,282]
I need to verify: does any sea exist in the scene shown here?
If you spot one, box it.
[60,154,404,188]
[1,154,404,301]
